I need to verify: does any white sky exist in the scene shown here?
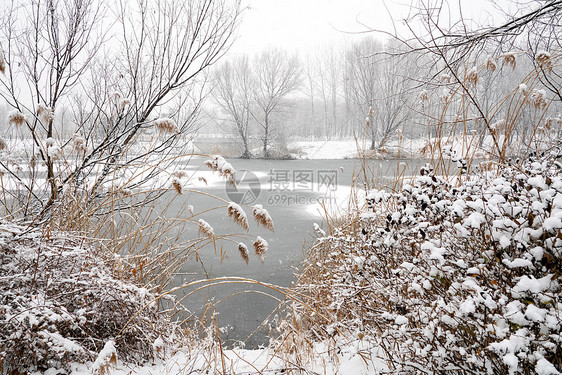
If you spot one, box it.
[229,0,513,55]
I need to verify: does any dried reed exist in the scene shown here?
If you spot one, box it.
[502,52,517,70]
[0,53,5,74]
[253,236,268,263]
[171,177,183,194]
[238,242,249,264]
[153,117,179,134]
[8,110,26,126]
[37,104,54,122]
[198,219,214,239]
[227,202,249,231]
[252,204,274,232]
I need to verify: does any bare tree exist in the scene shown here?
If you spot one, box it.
[346,37,381,141]
[377,0,562,158]
[371,53,412,150]
[346,37,411,150]
[0,0,241,218]
[0,0,104,214]
[304,45,345,139]
[252,48,301,158]
[213,55,254,158]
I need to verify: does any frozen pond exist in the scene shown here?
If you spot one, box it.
[163,157,430,347]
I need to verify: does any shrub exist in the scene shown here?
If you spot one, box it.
[291,146,562,373]
[0,223,180,373]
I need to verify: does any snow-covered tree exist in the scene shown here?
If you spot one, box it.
[252,48,301,158]
[0,0,241,219]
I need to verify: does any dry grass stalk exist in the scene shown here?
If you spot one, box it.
[0,53,5,74]
[37,104,54,122]
[198,219,214,239]
[8,110,26,127]
[535,50,553,72]
[530,89,547,110]
[252,204,274,232]
[171,177,183,194]
[486,56,496,72]
[153,117,179,134]
[0,136,6,151]
[227,202,249,231]
[73,135,86,152]
[502,52,517,70]
[238,242,249,264]
[253,236,268,262]
[171,170,188,179]
[466,67,478,86]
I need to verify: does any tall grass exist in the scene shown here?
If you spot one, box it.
[269,50,562,373]
[0,128,282,371]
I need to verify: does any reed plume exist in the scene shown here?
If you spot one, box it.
[502,52,517,70]
[171,178,183,194]
[0,53,5,74]
[8,111,26,127]
[535,51,552,72]
[227,202,249,231]
[37,105,54,122]
[252,204,274,232]
[153,117,179,134]
[253,236,268,263]
[238,243,249,264]
[198,219,214,239]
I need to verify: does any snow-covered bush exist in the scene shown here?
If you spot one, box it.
[292,146,562,374]
[0,224,180,373]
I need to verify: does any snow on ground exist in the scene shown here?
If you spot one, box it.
[287,134,492,160]
[64,339,388,375]
[289,140,361,159]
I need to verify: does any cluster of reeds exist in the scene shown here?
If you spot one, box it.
[7,110,26,127]
[153,117,180,134]
[37,104,54,123]
[411,50,562,187]
[272,50,562,373]
[0,116,280,370]
[205,154,235,182]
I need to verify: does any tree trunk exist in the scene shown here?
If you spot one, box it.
[263,113,269,158]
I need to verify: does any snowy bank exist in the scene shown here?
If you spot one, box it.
[291,146,562,373]
[0,223,179,373]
